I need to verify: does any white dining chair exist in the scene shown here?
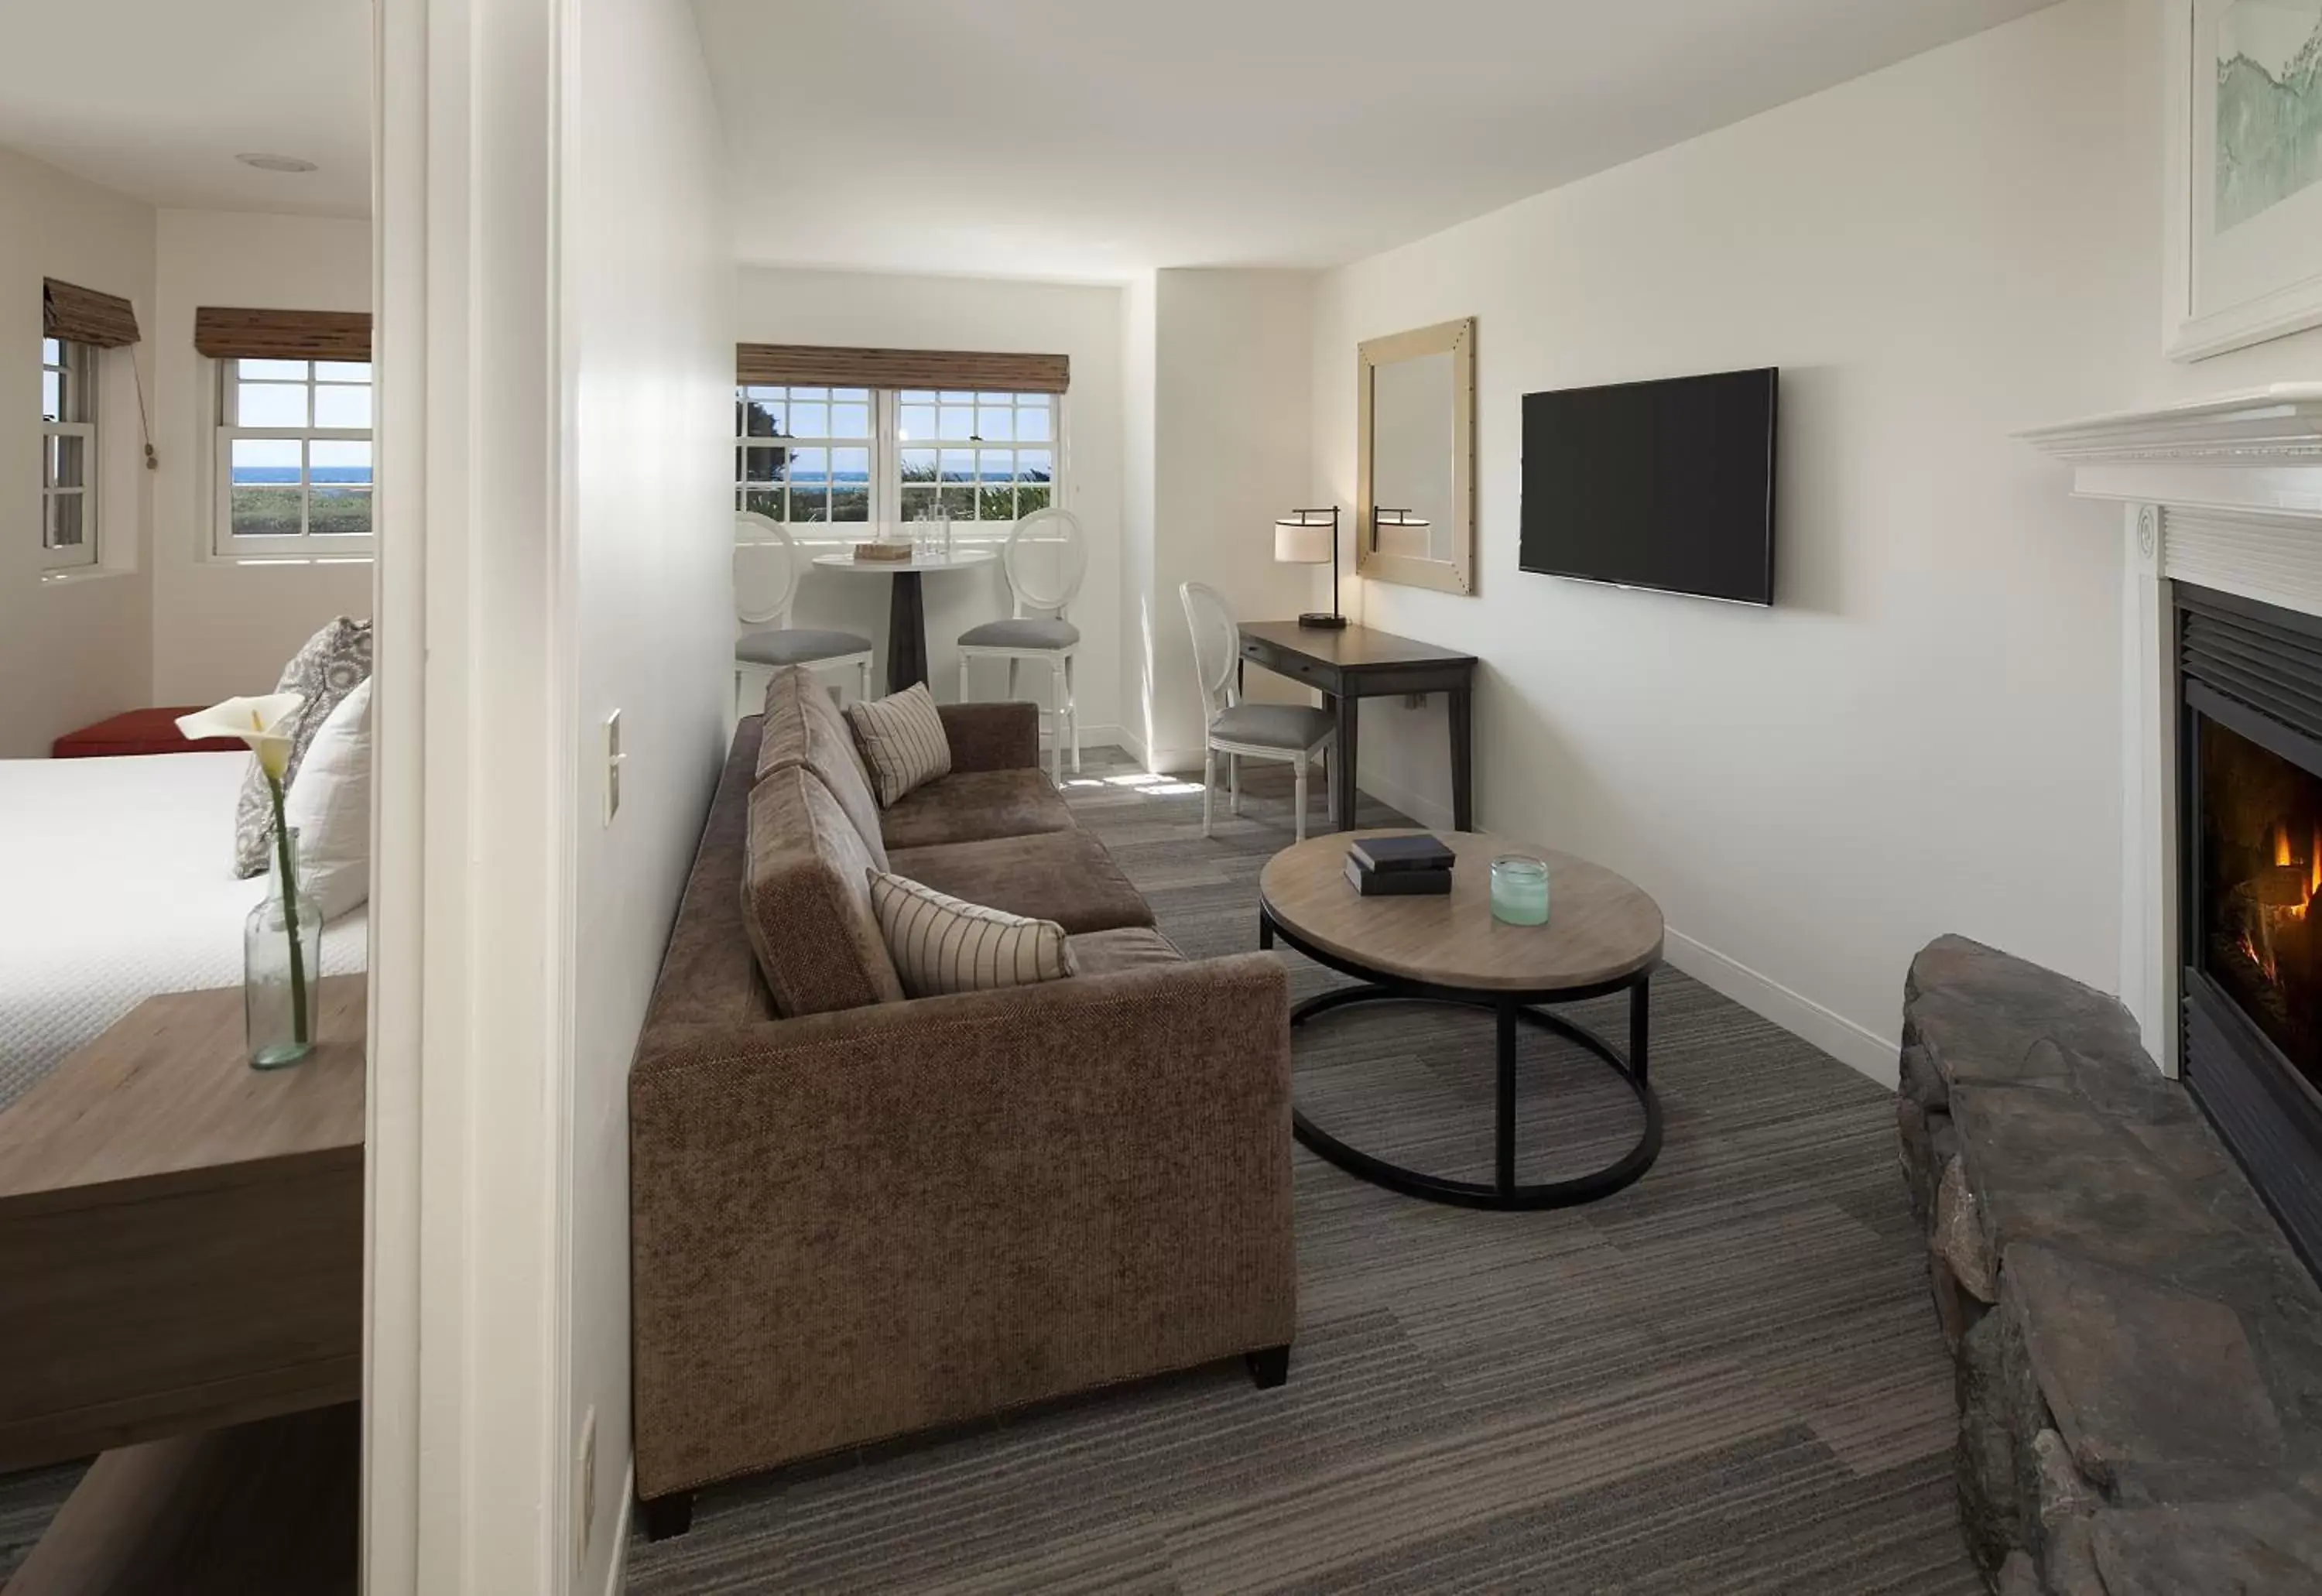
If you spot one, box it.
[733,513,874,721]
[957,506,1085,784]
[1179,581,1334,842]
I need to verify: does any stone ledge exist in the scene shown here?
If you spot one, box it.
[1899,933,2322,1594]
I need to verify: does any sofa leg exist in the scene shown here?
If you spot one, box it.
[640,1490,694,1542]
[1245,1344,1290,1389]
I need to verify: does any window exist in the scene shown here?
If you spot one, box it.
[40,337,95,570]
[734,387,1060,537]
[217,358,374,557]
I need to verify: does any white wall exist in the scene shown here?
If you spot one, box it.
[149,209,372,704]
[1307,0,2322,1081]
[733,267,1126,738]
[562,0,733,1591]
[0,146,154,758]
[1121,272,1159,762]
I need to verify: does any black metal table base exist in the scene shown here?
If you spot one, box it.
[1262,911,1663,1211]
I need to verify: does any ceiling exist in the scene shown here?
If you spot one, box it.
[696,0,2057,282]
[0,0,370,217]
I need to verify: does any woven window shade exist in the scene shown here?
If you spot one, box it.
[735,344,1069,393]
[43,279,140,348]
[194,307,373,362]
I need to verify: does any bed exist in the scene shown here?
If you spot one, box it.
[0,752,368,1110]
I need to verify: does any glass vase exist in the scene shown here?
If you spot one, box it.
[245,826,322,1069]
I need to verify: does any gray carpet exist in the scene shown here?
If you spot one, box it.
[627,750,1979,1594]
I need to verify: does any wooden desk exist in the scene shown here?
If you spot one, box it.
[0,977,366,1472]
[1238,621,1478,832]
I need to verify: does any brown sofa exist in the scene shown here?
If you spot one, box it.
[629,666,1296,1535]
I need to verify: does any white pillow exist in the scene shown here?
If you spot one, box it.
[283,676,372,920]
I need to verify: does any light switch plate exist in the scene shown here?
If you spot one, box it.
[604,711,625,825]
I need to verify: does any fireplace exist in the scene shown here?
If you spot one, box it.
[2179,584,2322,1275]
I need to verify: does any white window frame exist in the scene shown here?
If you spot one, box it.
[40,337,97,571]
[733,386,1064,548]
[214,358,375,559]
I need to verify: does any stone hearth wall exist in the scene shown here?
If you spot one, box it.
[1897,935,2322,1594]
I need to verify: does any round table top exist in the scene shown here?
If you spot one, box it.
[810,548,997,573]
[1259,830,1663,995]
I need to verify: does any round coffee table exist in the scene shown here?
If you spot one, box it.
[1258,829,1665,1211]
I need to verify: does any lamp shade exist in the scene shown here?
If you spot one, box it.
[1274,516,1333,564]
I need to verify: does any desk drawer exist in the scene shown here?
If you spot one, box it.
[1241,639,1334,692]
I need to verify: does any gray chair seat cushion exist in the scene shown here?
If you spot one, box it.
[958,617,1081,650]
[736,627,872,666]
[1209,702,1334,751]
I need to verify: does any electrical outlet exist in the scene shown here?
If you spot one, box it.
[603,711,625,825]
[576,1405,598,1571]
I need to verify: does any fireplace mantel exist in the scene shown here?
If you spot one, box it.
[2020,386,2322,1074]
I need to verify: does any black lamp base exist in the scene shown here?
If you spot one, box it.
[1297,611,1349,630]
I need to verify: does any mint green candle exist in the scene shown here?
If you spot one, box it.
[1490,855,1550,926]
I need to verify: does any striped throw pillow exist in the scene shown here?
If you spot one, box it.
[868,872,1074,998]
[843,683,953,807]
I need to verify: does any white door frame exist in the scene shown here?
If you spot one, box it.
[368,0,577,1589]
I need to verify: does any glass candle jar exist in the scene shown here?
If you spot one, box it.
[1489,855,1550,926]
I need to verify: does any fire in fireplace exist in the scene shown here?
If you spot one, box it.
[2198,718,2322,1098]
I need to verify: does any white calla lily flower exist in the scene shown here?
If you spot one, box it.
[177,692,305,781]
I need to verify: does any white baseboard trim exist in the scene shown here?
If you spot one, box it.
[1660,927,1898,1087]
[1354,761,1454,833]
[600,1460,634,1596]
[1104,724,1203,776]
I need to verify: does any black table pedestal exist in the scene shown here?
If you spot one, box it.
[886,571,926,694]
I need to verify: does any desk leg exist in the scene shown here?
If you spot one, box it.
[1331,691,1359,831]
[1449,680,1474,832]
[887,572,927,694]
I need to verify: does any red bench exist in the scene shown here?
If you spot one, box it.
[52,708,245,760]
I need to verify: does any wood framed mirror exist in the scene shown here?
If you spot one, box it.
[1357,317,1474,596]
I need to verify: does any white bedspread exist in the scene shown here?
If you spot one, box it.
[0,752,368,1108]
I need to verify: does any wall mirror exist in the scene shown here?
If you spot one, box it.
[1358,317,1474,596]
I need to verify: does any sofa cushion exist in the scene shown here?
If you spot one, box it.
[878,768,1077,852]
[744,765,905,1015]
[1064,926,1186,979]
[756,666,887,866]
[887,830,1154,936]
[647,717,779,1029]
[845,683,952,807]
[869,872,1074,997]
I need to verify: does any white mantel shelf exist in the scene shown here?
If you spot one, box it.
[2019,387,2322,1076]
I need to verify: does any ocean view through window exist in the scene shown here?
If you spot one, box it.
[217,358,374,557]
[39,337,96,570]
[735,385,1060,541]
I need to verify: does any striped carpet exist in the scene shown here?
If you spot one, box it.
[627,750,1979,1594]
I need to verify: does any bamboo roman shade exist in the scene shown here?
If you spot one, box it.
[735,343,1069,393]
[43,279,140,348]
[194,307,373,363]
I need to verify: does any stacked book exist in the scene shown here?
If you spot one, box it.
[1344,834,1456,896]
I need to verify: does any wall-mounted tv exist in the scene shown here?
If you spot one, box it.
[1519,367,1778,606]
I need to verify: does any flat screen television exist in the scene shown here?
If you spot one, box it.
[1519,367,1777,606]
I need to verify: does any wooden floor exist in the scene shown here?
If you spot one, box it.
[626,750,1978,1594]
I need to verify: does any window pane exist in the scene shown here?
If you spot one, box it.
[939,485,978,518]
[898,405,937,441]
[47,491,85,550]
[232,437,303,482]
[977,484,1016,522]
[42,370,60,423]
[899,485,938,522]
[315,361,372,382]
[899,447,937,485]
[238,359,309,381]
[831,387,870,402]
[311,439,372,484]
[741,444,786,483]
[231,488,303,538]
[939,449,974,481]
[46,434,84,489]
[937,406,974,440]
[899,389,937,403]
[939,391,974,403]
[42,337,60,365]
[1017,449,1053,485]
[829,485,869,522]
[976,406,1014,441]
[789,447,829,485]
[787,386,827,401]
[313,383,372,427]
[310,488,372,536]
[741,398,784,438]
[787,402,827,438]
[238,383,309,426]
[830,402,870,437]
[1015,406,1051,442]
[741,487,783,520]
[1015,483,1052,516]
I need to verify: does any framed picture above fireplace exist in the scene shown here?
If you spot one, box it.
[2164,0,2322,360]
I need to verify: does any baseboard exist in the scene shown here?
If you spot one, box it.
[1660,927,1899,1087]
[599,1460,634,1596]
[1353,761,1455,833]
[1106,723,1203,776]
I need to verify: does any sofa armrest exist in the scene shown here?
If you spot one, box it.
[937,700,1039,772]
[629,952,1294,1498]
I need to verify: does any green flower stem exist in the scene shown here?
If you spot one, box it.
[268,774,309,1046]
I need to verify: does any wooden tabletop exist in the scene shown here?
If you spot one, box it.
[0,975,366,1201]
[1239,620,1477,669]
[1259,831,1663,993]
